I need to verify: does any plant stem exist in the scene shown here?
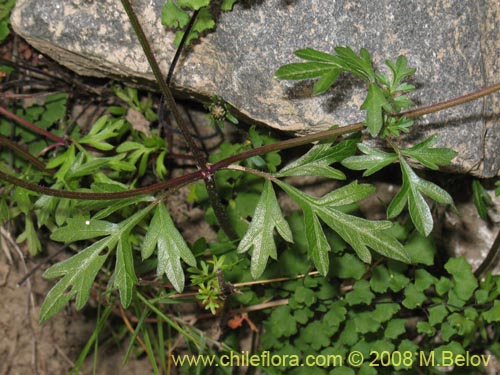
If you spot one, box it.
[0,135,51,173]
[0,106,67,145]
[402,81,500,119]
[474,226,500,278]
[2,80,500,200]
[119,0,206,167]
[120,0,237,239]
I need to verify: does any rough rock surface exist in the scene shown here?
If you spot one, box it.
[11,0,500,176]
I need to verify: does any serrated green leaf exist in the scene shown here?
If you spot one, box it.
[400,135,457,170]
[385,55,416,91]
[302,321,332,350]
[276,180,410,265]
[276,139,357,179]
[238,180,293,278]
[341,143,397,176]
[333,46,375,82]
[293,286,317,307]
[275,62,339,80]
[372,303,401,324]
[143,202,196,292]
[114,234,137,308]
[316,181,375,207]
[40,237,112,322]
[472,179,493,220]
[388,158,453,236]
[41,205,154,319]
[414,269,436,291]
[294,48,338,62]
[361,83,389,136]
[51,218,119,243]
[313,69,341,95]
[16,215,41,256]
[303,206,330,275]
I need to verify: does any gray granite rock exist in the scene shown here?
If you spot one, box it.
[11,0,500,177]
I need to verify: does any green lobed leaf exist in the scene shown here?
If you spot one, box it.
[51,218,119,243]
[483,300,500,323]
[316,181,375,207]
[40,237,112,322]
[333,46,375,82]
[444,257,478,302]
[143,202,196,292]
[388,158,453,236]
[402,283,426,309]
[400,135,457,170]
[114,234,138,308]
[42,205,154,319]
[361,82,389,137]
[404,230,436,265]
[341,143,398,176]
[221,0,238,11]
[162,0,190,28]
[177,0,210,10]
[313,69,341,95]
[237,180,293,278]
[276,139,358,179]
[345,280,375,305]
[274,62,339,81]
[428,305,449,326]
[472,179,493,220]
[79,116,126,151]
[303,206,330,275]
[385,55,416,91]
[294,48,339,62]
[276,180,410,266]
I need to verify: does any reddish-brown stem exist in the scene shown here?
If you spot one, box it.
[0,169,202,199]
[0,135,51,173]
[0,106,67,146]
[1,80,500,200]
[402,81,500,119]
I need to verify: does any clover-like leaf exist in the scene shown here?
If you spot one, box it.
[142,202,196,292]
[276,139,357,179]
[238,180,293,278]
